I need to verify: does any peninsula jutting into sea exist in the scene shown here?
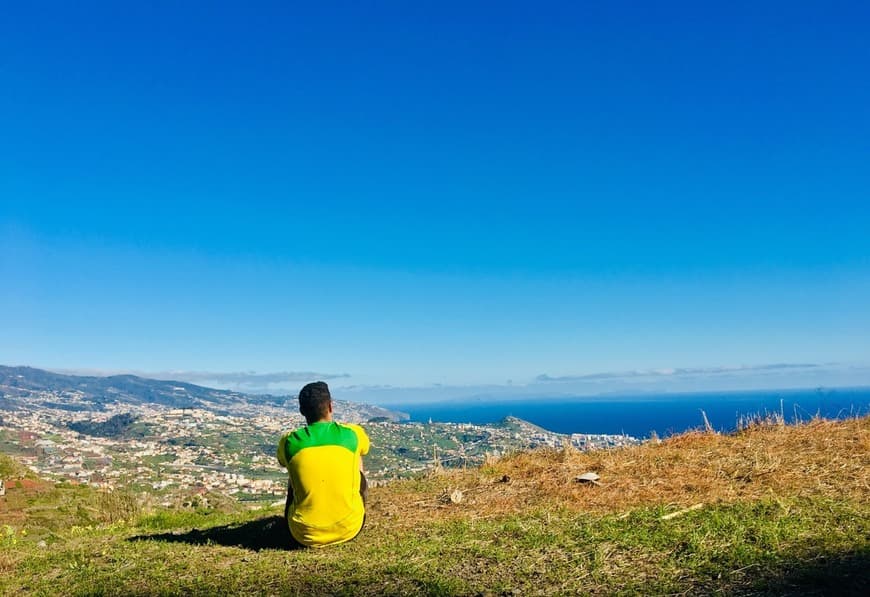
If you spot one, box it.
[0,366,639,504]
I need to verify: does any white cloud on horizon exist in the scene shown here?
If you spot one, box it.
[535,362,824,383]
[47,368,351,393]
[40,361,870,403]
[339,362,870,404]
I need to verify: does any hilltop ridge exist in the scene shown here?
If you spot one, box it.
[1,416,867,595]
[0,365,406,421]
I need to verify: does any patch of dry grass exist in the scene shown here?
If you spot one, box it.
[371,416,870,529]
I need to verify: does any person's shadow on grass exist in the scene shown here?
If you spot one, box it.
[129,515,303,551]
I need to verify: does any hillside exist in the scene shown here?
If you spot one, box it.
[0,365,406,421]
[1,417,868,595]
[0,365,250,410]
[1,365,637,496]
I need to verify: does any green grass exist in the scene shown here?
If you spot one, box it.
[2,418,869,595]
[1,495,867,595]
[140,454,176,468]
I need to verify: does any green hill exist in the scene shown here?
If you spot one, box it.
[1,417,868,595]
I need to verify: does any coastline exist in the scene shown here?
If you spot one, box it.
[384,386,870,439]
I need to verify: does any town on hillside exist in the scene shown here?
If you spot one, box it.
[0,371,640,505]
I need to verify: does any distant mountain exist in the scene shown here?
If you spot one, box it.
[0,365,407,421]
[0,365,258,409]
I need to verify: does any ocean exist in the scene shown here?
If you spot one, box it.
[387,387,870,439]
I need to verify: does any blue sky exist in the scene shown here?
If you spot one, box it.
[2,2,869,400]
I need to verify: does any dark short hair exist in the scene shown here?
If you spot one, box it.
[298,381,331,421]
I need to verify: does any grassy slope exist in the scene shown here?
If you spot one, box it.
[1,417,868,596]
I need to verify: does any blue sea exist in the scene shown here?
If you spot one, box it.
[388,387,870,439]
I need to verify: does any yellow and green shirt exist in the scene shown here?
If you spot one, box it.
[277,421,370,547]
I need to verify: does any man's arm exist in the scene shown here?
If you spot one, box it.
[346,423,370,473]
[276,433,290,468]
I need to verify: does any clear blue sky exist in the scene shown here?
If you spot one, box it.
[2,1,869,398]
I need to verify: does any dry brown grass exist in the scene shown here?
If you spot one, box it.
[369,416,870,529]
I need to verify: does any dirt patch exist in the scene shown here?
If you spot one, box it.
[13,478,49,491]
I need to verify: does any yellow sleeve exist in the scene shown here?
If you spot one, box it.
[346,424,370,456]
[276,433,289,468]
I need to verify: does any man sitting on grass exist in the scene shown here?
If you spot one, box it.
[277,381,370,547]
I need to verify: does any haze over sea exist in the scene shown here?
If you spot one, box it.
[387,387,870,439]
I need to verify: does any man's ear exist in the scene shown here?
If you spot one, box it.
[328,401,334,413]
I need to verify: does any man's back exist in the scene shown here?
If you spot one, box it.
[277,421,370,547]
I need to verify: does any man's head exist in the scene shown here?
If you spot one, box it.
[298,381,333,423]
